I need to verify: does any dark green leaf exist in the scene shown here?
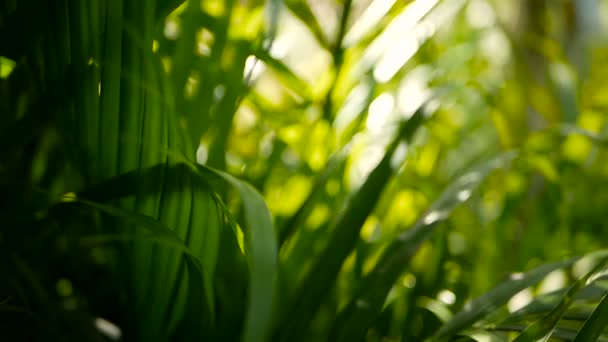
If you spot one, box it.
[574,291,608,342]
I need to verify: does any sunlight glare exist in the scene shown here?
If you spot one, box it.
[196,28,214,56]
[350,144,385,190]
[95,318,122,340]
[397,66,432,117]
[480,29,511,66]
[164,19,180,40]
[390,142,409,170]
[244,55,265,81]
[359,0,438,75]
[466,0,495,29]
[366,93,395,134]
[196,144,208,164]
[334,83,371,133]
[423,210,448,225]
[373,36,419,83]
[507,288,532,313]
[538,270,567,294]
[269,38,289,59]
[456,189,472,202]
[344,0,397,46]
[438,289,456,305]
[356,145,384,177]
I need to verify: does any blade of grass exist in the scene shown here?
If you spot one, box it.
[127,11,171,338]
[157,0,185,20]
[329,152,518,342]
[171,0,199,114]
[65,195,202,269]
[185,177,221,324]
[274,110,424,342]
[513,255,608,342]
[499,283,608,325]
[97,0,122,179]
[492,324,608,342]
[252,47,314,101]
[192,163,278,342]
[428,254,599,342]
[171,256,209,340]
[573,291,608,342]
[322,0,352,122]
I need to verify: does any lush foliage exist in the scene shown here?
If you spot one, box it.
[2,0,608,341]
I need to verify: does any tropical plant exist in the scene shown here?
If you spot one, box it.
[2,0,608,341]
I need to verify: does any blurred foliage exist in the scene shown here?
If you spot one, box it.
[2,0,608,341]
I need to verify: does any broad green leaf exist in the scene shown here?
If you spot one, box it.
[329,152,517,342]
[74,160,222,339]
[190,163,278,342]
[172,256,209,340]
[66,195,203,272]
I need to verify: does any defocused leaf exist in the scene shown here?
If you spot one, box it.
[284,0,329,49]
[191,163,278,342]
[274,110,424,342]
[430,257,582,341]
[330,152,517,342]
[491,324,608,342]
[279,145,351,245]
[462,330,507,342]
[500,284,608,324]
[253,47,314,100]
[558,123,608,146]
[513,255,608,341]
[573,291,608,342]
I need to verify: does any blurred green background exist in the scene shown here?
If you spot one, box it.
[2,0,608,341]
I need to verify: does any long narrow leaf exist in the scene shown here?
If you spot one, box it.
[330,152,518,342]
[573,291,608,342]
[429,257,582,341]
[513,255,608,342]
[66,196,202,271]
[190,163,278,342]
[274,110,424,341]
